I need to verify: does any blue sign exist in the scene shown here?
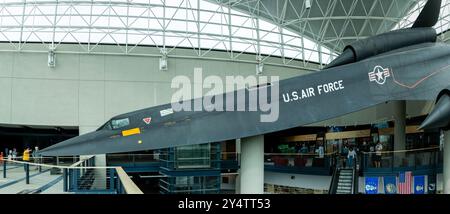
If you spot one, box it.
[365,177,379,194]
[414,176,425,194]
[384,176,397,194]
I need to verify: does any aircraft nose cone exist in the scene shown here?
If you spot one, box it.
[38,131,105,156]
[419,93,450,130]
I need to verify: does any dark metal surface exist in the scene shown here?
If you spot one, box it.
[420,91,450,129]
[326,28,437,68]
[412,0,442,28]
[39,0,450,156]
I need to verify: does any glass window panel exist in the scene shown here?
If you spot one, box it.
[199,1,220,11]
[70,32,90,43]
[165,0,184,7]
[89,31,106,43]
[148,6,163,18]
[259,19,279,32]
[304,49,320,62]
[128,7,148,17]
[260,43,281,56]
[184,8,198,21]
[147,0,164,6]
[304,37,318,51]
[0,31,20,41]
[72,5,91,15]
[111,118,130,130]
[284,48,302,59]
[284,35,302,47]
[68,16,89,27]
[34,31,53,41]
[132,35,163,46]
[2,0,24,3]
[23,16,52,26]
[199,36,217,49]
[91,5,108,15]
[7,6,25,16]
[231,27,256,39]
[186,22,198,32]
[170,8,188,20]
[109,32,127,44]
[175,144,211,169]
[21,31,40,42]
[200,11,223,24]
[54,32,78,43]
[166,20,188,32]
[322,54,332,64]
[110,6,128,16]
[185,0,198,8]
[185,36,199,47]
[259,31,280,43]
[231,15,254,28]
[200,23,228,35]
[0,16,20,25]
[165,35,185,47]
[283,28,299,36]
[231,41,256,53]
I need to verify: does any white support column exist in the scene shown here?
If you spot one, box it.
[239,135,264,194]
[444,130,450,194]
[393,101,406,166]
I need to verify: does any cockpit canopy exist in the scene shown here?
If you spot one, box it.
[98,118,130,131]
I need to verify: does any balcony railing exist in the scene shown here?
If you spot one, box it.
[361,147,442,175]
[1,156,143,194]
[264,152,337,175]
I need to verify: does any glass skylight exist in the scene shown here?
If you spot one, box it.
[0,0,337,65]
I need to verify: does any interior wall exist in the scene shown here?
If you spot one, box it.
[0,44,308,129]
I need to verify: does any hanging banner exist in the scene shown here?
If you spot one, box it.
[365,177,379,194]
[414,175,426,194]
[428,174,436,194]
[384,176,397,194]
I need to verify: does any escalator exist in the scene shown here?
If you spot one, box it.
[329,159,359,194]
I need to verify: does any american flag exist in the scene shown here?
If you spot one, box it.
[398,171,412,194]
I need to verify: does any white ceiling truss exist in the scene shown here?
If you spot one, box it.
[0,0,449,70]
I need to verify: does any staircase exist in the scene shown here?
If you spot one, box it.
[336,169,354,194]
[329,161,359,194]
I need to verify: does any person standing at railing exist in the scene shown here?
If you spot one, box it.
[32,146,39,170]
[347,147,357,168]
[375,141,383,168]
[299,144,309,154]
[317,143,325,159]
[12,148,17,160]
[7,150,12,161]
[22,147,31,171]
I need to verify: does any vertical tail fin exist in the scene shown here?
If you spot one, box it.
[412,0,442,28]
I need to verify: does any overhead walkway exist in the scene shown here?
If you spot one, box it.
[0,156,143,194]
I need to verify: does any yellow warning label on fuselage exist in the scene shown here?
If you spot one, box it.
[122,128,141,137]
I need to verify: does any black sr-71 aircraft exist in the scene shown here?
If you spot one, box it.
[40,0,450,156]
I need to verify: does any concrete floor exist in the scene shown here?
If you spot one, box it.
[0,164,65,194]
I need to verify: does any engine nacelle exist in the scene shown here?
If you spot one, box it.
[326,27,437,68]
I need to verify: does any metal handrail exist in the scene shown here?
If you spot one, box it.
[351,156,358,194]
[3,157,143,194]
[116,167,143,194]
[328,166,339,194]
